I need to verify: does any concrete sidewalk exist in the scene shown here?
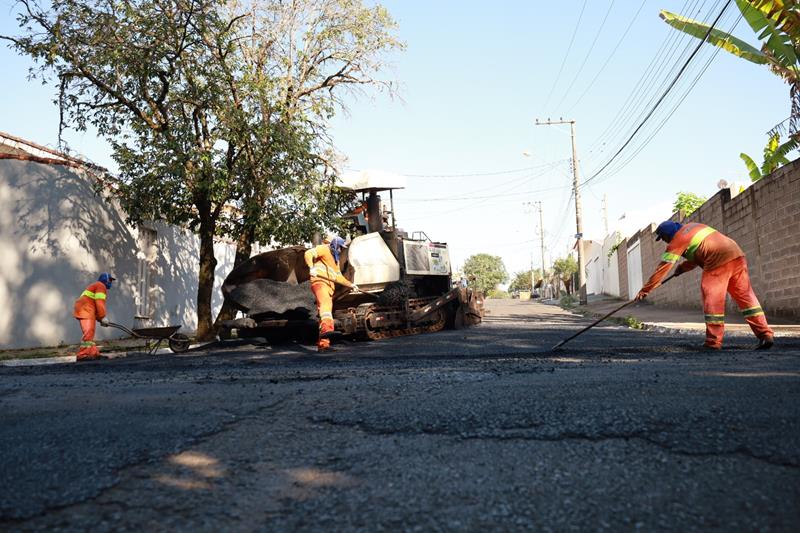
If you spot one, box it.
[573,295,800,338]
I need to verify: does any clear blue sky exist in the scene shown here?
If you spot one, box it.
[1,0,789,277]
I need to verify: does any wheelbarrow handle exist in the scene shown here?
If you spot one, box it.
[106,322,138,337]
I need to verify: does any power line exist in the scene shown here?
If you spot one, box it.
[585,0,727,181]
[581,0,733,187]
[584,0,708,158]
[541,0,589,111]
[565,0,647,114]
[381,159,568,178]
[587,10,742,186]
[402,159,568,201]
[554,0,616,111]
[593,0,719,158]
[403,183,572,203]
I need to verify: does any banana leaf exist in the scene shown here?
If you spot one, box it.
[660,10,768,64]
[740,152,763,182]
[735,0,799,67]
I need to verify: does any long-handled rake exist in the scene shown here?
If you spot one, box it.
[551,274,676,351]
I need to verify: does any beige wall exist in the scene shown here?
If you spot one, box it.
[628,159,800,320]
[0,159,240,349]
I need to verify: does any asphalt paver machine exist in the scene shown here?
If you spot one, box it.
[220,170,484,341]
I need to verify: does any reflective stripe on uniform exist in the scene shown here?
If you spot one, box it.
[312,264,342,281]
[320,312,333,319]
[81,290,106,300]
[80,341,96,347]
[684,226,716,262]
[741,306,765,318]
[661,252,681,263]
[704,313,725,325]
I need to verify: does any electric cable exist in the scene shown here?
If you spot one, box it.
[554,0,616,111]
[541,0,589,111]
[593,0,719,159]
[587,10,741,186]
[584,0,707,157]
[581,0,734,187]
[565,0,647,114]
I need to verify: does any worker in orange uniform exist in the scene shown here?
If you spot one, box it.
[73,272,116,361]
[636,221,774,350]
[304,235,359,352]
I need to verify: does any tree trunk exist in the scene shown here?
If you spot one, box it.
[196,209,218,341]
[212,227,255,334]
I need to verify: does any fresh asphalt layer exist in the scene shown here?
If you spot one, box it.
[1,300,799,531]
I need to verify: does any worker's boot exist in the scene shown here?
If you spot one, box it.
[76,354,109,362]
[700,344,721,351]
[755,335,774,350]
[317,345,336,354]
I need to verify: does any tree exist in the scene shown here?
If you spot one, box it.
[740,132,798,181]
[4,0,240,339]
[508,268,546,292]
[552,255,578,295]
[4,0,402,339]
[660,1,800,138]
[211,0,403,328]
[673,191,707,216]
[462,254,508,295]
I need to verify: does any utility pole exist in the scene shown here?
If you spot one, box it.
[535,201,546,296]
[523,201,545,294]
[535,118,587,304]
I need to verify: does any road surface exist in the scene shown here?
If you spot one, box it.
[2,300,799,531]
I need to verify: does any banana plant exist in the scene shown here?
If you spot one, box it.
[740,133,799,181]
[661,0,800,135]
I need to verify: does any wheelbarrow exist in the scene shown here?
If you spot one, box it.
[107,322,192,355]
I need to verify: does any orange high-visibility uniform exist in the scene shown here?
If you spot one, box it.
[304,244,354,350]
[641,223,773,348]
[73,281,108,358]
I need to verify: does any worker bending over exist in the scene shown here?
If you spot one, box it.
[637,221,773,350]
[73,272,115,361]
[304,235,360,353]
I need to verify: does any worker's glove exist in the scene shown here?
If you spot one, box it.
[350,284,361,293]
[100,317,110,327]
[308,266,320,277]
[634,290,648,301]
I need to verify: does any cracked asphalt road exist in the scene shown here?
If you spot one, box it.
[2,300,799,531]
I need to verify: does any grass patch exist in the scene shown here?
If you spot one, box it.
[559,294,578,309]
[621,315,645,329]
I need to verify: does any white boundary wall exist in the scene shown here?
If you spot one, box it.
[0,158,239,349]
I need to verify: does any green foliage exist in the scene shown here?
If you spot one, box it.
[660,9,768,64]
[607,234,623,259]
[552,256,578,277]
[740,132,798,181]
[673,192,707,216]
[552,255,578,295]
[660,1,800,135]
[508,269,545,292]
[487,289,510,299]
[559,294,578,308]
[622,315,644,329]
[462,254,508,295]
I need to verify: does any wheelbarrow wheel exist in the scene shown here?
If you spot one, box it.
[168,333,191,353]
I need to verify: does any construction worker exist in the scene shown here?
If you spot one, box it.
[73,272,115,361]
[636,221,774,350]
[304,235,359,352]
